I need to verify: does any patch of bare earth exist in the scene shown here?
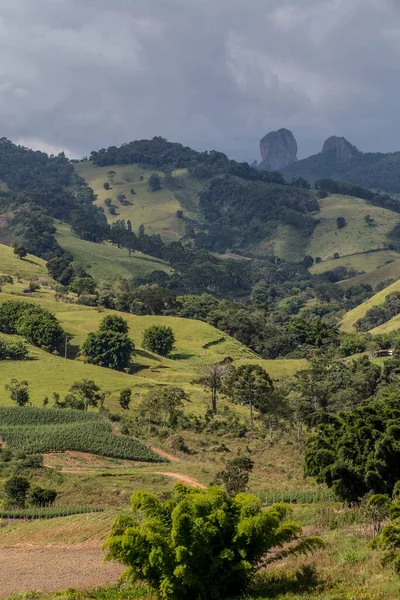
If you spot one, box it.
[151,447,181,462]
[0,545,123,599]
[153,471,205,489]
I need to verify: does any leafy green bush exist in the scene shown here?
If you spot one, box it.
[142,325,175,356]
[0,301,65,352]
[4,475,30,507]
[105,484,323,600]
[82,330,135,370]
[28,485,57,507]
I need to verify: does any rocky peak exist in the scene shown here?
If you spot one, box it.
[321,136,359,163]
[259,128,298,171]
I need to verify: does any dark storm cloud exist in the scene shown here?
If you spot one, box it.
[0,0,399,160]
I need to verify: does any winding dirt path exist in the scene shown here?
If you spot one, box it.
[153,471,206,489]
[0,545,123,599]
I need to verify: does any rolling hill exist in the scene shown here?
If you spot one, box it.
[55,222,171,282]
[0,279,306,410]
[340,278,400,332]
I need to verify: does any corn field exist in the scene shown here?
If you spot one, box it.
[0,407,165,463]
[257,489,336,505]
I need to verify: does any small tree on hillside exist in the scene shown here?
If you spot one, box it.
[139,386,190,427]
[4,476,30,507]
[119,388,132,410]
[13,245,27,260]
[6,379,29,407]
[107,170,116,184]
[223,364,274,429]
[99,314,129,334]
[82,330,135,371]
[103,182,111,190]
[336,216,346,229]
[195,362,232,412]
[148,173,161,192]
[213,455,254,496]
[64,379,102,411]
[142,325,175,357]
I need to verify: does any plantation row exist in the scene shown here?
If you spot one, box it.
[0,422,163,462]
[0,506,104,520]
[0,406,103,426]
[0,407,164,462]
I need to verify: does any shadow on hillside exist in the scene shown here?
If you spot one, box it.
[249,565,321,599]
[65,343,80,360]
[170,352,195,360]
[21,258,41,266]
[135,349,162,362]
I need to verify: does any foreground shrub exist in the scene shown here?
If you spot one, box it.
[105,484,323,600]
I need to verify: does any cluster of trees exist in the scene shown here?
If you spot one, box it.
[0,301,65,352]
[356,291,400,331]
[197,176,319,252]
[3,475,56,508]
[0,138,107,258]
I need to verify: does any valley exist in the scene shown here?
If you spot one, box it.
[2,136,400,600]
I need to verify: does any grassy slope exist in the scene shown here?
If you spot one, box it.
[307,195,398,261]
[255,194,400,265]
[55,222,171,282]
[338,256,400,289]
[310,249,400,276]
[0,244,48,280]
[75,163,201,242]
[0,287,305,409]
[341,278,400,332]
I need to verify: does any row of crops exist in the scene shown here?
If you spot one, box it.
[0,407,165,463]
[0,506,104,520]
[257,490,337,505]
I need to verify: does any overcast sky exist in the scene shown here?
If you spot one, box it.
[0,0,399,161]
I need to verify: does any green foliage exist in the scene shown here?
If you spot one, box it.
[371,494,400,571]
[142,325,175,357]
[356,291,400,331]
[4,475,30,507]
[82,330,135,370]
[105,484,323,600]
[223,364,274,425]
[27,485,57,507]
[0,337,29,360]
[13,244,27,259]
[5,379,30,406]
[16,307,65,352]
[336,216,346,229]
[99,314,129,334]
[213,455,254,496]
[69,276,97,296]
[119,388,132,410]
[305,396,400,501]
[148,173,161,191]
[139,386,190,427]
[63,379,103,411]
[339,334,367,357]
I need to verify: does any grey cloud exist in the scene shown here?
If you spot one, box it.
[0,0,399,161]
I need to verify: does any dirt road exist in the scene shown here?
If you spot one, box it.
[0,545,123,598]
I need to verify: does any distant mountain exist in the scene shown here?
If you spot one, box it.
[278,135,400,194]
[259,128,298,171]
